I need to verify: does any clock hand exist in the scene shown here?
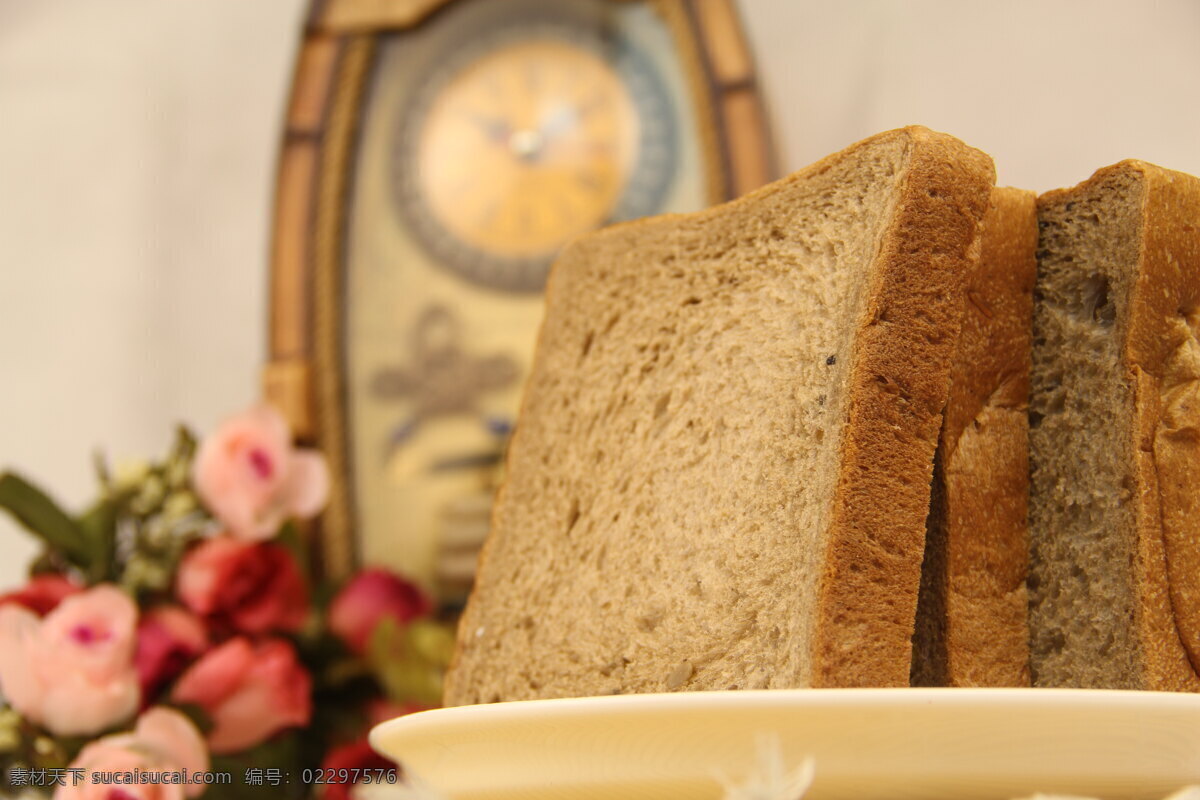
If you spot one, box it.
[462,111,512,144]
[504,105,577,165]
[537,104,580,141]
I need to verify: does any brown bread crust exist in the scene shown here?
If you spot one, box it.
[1116,161,1200,691]
[810,129,994,687]
[911,187,1036,687]
[941,187,1035,686]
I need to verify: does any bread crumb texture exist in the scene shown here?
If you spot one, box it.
[1029,160,1200,691]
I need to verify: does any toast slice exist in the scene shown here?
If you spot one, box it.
[1028,160,1200,691]
[444,127,994,705]
[911,187,1037,687]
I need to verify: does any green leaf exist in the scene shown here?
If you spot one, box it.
[365,616,400,669]
[0,472,92,568]
[165,425,198,490]
[407,619,456,667]
[93,448,112,492]
[172,424,198,461]
[375,659,444,707]
[366,618,452,707]
[78,500,118,582]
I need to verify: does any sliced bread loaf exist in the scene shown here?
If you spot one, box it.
[1028,160,1200,691]
[911,187,1037,687]
[443,127,994,705]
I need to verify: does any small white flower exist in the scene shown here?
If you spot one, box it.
[715,734,815,800]
[113,459,152,489]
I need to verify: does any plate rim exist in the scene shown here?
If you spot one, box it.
[370,686,1200,753]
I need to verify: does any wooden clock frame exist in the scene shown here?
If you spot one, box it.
[264,0,776,580]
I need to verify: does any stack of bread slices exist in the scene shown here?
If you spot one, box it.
[442,127,1200,705]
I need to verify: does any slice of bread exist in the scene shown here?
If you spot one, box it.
[443,127,994,705]
[1028,160,1200,691]
[911,187,1037,687]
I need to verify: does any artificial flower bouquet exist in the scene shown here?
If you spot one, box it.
[0,406,454,799]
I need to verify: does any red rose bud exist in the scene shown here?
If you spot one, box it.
[171,637,312,754]
[0,573,82,616]
[176,537,309,635]
[328,568,433,654]
[135,605,208,707]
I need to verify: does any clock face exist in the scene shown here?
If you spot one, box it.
[392,18,677,292]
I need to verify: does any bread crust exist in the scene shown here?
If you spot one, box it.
[810,128,994,687]
[940,187,1035,686]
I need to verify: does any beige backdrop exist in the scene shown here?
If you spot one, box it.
[1,0,1198,588]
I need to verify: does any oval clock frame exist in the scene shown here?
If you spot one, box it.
[265,0,776,584]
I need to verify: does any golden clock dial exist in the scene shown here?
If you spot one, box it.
[417,39,639,261]
[393,18,677,292]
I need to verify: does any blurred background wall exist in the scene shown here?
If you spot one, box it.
[1,0,1198,588]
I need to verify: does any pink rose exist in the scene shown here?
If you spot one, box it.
[171,637,312,754]
[176,537,308,634]
[0,584,139,736]
[55,707,209,800]
[0,573,82,616]
[194,405,329,541]
[328,569,433,653]
[136,606,208,706]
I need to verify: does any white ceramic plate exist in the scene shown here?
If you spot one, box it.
[370,688,1200,800]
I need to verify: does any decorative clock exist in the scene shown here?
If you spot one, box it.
[264,0,775,598]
